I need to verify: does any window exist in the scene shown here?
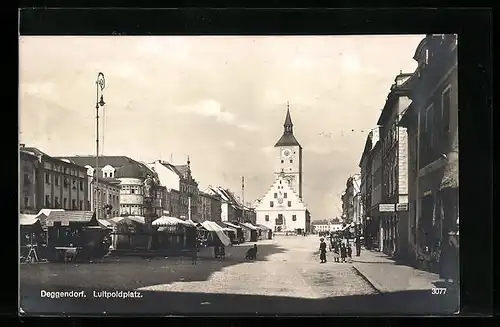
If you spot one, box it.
[24,197,29,207]
[72,199,77,209]
[79,200,83,210]
[265,215,269,222]
[270,201,274,207]
[289,168,292,171]
[45,195,50,207]
[274,193,277,198]
[64,167,68,174]
[131,187,136,194]
[104,172,108,178]
[442,87,451,134]
[63,198,67,209]
[79,180,84,191]
[23,173,30,185]
[55,176,60,186]
[290,160,293,163]
[284,193,287,198]
[287,201,292,207]
[279,180,281,184]
[281,168,284,172]
[45,172,50,184]
[54,196,60,208]
[292,215,297,221]
[425,48,429,65]
[281,160,284,163]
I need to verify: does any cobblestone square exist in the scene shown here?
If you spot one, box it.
[20,235,457,315]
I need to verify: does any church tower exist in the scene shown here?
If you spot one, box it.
[274,103,303,199]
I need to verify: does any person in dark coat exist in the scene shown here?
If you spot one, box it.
[319,238,327,263]
[355,236,362,256]
[340,243,347,263]
[347,242,353,262]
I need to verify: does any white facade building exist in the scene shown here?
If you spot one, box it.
[255,105,310,233]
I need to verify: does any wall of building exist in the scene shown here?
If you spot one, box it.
[41,159,88,212]
[256,209,307,232]
[118,177,144,216]
[20,152,39,213]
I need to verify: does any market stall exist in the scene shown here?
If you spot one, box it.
[20,214,46,262]
[108,216,149,251]
[45,211,107,262]
[256,224,273,240]
[152,216,197,251]
[240,222,259,242]
[222,221,244,243]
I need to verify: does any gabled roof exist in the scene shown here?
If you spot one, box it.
[56,156,152,179]
[46,211,96,223]
[255,174,307,211]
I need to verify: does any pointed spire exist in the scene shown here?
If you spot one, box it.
[187,155,191,167]
[284,101,293,134]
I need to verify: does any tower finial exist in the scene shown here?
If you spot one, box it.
[284,102,293,134]
[187,155,190,166]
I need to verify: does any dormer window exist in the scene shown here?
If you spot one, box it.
[425,48,429,65]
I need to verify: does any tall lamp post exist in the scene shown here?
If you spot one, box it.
[95,73,106,220]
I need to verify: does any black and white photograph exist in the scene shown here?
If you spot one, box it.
[19,34,459,315]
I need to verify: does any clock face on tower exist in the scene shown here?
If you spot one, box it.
[281,148,292,158]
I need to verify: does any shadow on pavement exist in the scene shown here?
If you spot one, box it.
[20,243,286,291]
[20,284,460,316]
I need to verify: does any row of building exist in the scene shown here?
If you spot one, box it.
[19,146,256,224]
[340,34,458,271]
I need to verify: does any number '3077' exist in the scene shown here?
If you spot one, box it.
[431,287,447,295]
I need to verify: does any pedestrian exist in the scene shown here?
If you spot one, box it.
[340,243,347,263]
[333,242,340,263]
[319,238,327,263]
[355,236,362,257]
[347,243,353,262]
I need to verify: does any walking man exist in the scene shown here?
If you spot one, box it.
[319,238,327,263]
[355,236,362,257]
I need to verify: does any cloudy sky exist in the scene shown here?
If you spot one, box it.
[19,35,424,220]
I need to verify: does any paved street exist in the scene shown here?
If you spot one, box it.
[20,235,458,315]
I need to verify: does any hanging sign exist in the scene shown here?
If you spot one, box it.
[379,204,395,212]
[396,203,409,211]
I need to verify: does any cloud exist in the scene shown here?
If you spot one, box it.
[260,146,275,154]
[177,99,236,123]
[224,141,236,149]
[307,145,333,155]
[237,123,260,131]
[20,82,56,98]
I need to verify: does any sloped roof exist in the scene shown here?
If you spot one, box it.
[240,222,258,230]
[20,214,41,226]
[46,211,95,223]
[55,155,152,178]
[21,147,50,158]
[274,133,301,147]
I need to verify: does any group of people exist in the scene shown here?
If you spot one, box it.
[318,233,362,264]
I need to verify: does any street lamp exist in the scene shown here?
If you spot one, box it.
[95,72,106,220]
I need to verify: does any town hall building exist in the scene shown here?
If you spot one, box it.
[255,104,311,234]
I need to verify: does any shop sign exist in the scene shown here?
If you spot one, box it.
[46,220,54,227]
[61,219,70,226]
[379,204,395,212]
[396,203,409,211]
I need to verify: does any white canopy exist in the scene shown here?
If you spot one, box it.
[240,222,258,230]
[97,219,113,229]
[109,216,146,225]
[222,221,241,229]
[152,216,196,227]
[201,221,231,246]
[20,214,40,226]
